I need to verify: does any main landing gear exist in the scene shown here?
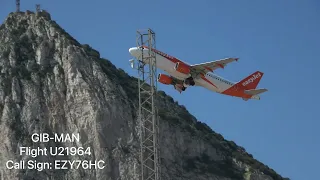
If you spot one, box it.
[184,77,195,86]
[174,77,195,93]
[179,77,195,92]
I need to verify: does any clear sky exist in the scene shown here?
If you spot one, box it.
[1,0,319,179]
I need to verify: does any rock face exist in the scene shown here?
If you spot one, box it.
[0,11,289,180]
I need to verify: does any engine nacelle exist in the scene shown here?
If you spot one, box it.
[157,74,173,85]
[174,62,191,74]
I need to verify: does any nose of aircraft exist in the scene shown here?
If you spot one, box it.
[129,47,149,58]
[129,47,137,55]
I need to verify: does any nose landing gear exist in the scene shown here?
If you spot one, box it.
[174,84,186,93]
[172,77,195,93]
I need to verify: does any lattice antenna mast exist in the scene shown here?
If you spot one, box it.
[16,0,20,12]
[0,168,3,180]
[36,4,40,13]
[136,29,161,180]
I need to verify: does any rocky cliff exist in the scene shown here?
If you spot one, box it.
[0,11,289,180]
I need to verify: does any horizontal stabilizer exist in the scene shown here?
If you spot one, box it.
[244,88,268,96]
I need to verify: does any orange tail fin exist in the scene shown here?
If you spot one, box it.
[237,71,264,90]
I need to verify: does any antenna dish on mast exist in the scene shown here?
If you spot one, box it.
[129,59,135,69]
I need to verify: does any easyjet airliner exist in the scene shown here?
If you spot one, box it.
[129,46,267,101]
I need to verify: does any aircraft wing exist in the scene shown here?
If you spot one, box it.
[190,58,239,74]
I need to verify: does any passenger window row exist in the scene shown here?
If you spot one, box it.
[206,74,233,85]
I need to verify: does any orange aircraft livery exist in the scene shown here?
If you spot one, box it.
[129,46,267,101]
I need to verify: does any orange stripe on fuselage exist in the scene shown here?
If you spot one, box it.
[201,74,218,88]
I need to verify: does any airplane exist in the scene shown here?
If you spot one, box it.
[128,46,267,101]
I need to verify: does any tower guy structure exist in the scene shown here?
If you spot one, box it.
[16,0,20,12]
[36,4,40,13]
[136,29,161,180]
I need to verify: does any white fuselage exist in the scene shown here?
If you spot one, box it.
[129,47,235,93]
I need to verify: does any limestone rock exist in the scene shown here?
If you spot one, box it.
[0,11,289,180]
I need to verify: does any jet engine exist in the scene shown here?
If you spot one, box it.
[157,74,173,85]
[174,62,191,74]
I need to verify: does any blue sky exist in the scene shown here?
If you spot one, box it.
[1,0,319,179]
